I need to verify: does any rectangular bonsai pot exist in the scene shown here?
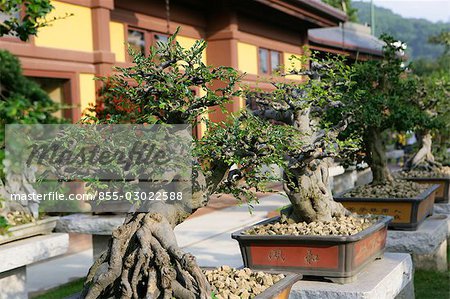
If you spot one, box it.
[334,184,439,230]
[402,177,450,203]
[255,272,301,299]
[0,216,59,245]
[231,215,392,283]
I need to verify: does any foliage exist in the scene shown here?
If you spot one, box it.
[194,112,301,203]
[0,215,9,235]
[429,30,450,54]
[246,53,360,187]
[0,0,61,41]
[325,35,432,181]
[412,31,450,164]
[0,50,65,178]
[86,28,241,125]
[331,35,426,133]
[322,0,358,22]
[353,1,450,60]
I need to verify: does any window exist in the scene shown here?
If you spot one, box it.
[127,29,146,55]
[154,34,168,45]
[126,28,169,59]
[259,48,282,75]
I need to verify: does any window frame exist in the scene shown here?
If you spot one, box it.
[258,47,283,75]
[125,26,170,62]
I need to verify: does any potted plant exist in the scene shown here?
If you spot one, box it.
[70,30,290,298]
[324,36,440,230]
[396,36,450,203]
[0,50,65,244]
[228,53,392,283]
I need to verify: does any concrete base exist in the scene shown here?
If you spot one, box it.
[56,214,125,260]
[434,203,450,215]
[386,215,448,271]
[0,233,69,299]
[55,214,125,235]
[290,253,413,299]
[0,267,26,299]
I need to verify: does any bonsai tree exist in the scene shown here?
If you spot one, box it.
[78,30,255,299]
[327,35,428,185]
[403,73,449,171]
[245,54,358,222]
[405,31,450,170]
[0,50,64,220]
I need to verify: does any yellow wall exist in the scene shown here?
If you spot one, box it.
[177,36,207,64]
[35,1,93,52]
[79,74,96,115]
[284,52,302,80]
[109,22,126,62]
[237,42,258,75]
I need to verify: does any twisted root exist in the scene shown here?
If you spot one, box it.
[81,213,210,299]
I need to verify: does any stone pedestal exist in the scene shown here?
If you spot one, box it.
[434,203,450,215]
[290,253,413,299]
[386,215,448,271]
[0,233,69,299]
[56,214,125,259]
[0,267,26,299]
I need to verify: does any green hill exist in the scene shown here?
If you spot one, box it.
[352,1,450,60]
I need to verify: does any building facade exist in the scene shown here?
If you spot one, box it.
[0,0,348,129]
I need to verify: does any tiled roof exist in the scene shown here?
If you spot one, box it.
[308,22,384,56]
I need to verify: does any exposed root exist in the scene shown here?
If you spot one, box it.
[81,213,210,299]
[405,132,442,172]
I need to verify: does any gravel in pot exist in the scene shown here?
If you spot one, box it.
[243,214,377,236]
[204,266,285,299]
[343,180,429,199]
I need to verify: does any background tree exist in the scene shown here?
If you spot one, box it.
[327,35,428,185]
[322,0,357,22]
[403,74,449,170]
[353,1,449,60]
[0,0,57,41]
[406,31,450,169]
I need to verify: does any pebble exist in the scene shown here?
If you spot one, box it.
[204,266,285,298]
[344,180,429,199]
[398,166,450,179]
[244,214,376,236]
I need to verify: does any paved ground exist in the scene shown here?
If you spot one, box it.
[27,193,290,294]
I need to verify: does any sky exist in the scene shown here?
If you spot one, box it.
[356,0,450,23]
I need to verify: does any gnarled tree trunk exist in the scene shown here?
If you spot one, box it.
[81,166,228,299]
[283,159,349,222]
[81,211,210,299]
[364,127,393,185]
[405,131,440,171]
[284,109,348,222]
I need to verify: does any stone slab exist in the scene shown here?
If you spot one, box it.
[55,214,125,235]
[0,267,26,299]
[434,203,450,215]
[290,253,413,299]
[386,215,448,255]
[386,215,448,271]
[0,233,69,273]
